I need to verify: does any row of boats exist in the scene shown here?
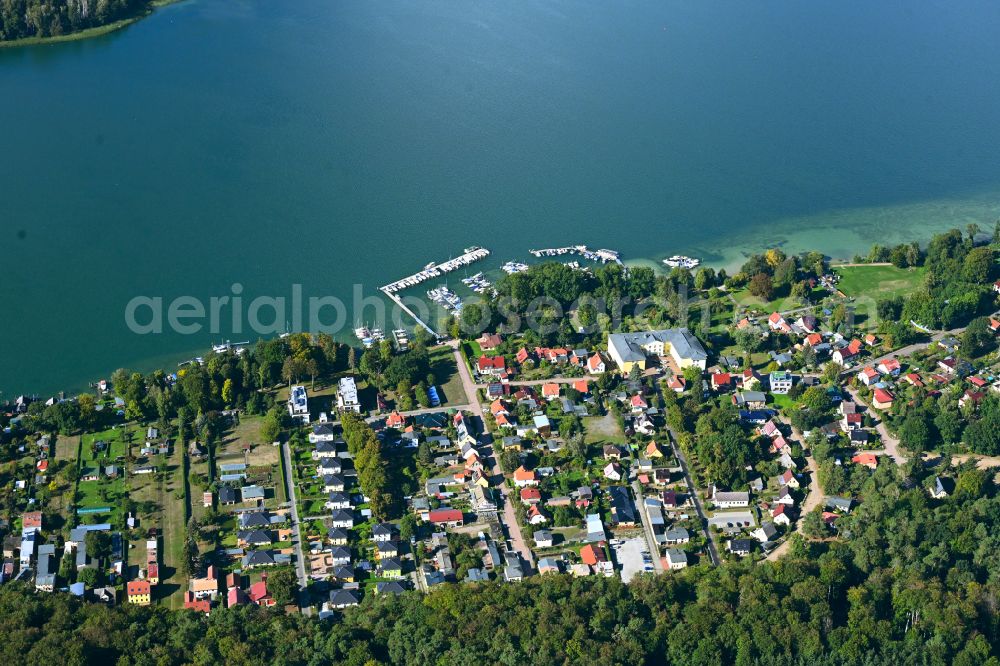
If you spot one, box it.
[529,245,622,264]
[427,286,463,312]
[662,255,701,269]
[501,261,529,274]
[381,246,490,294]
[353,325,413,350]
[461,271,496,295]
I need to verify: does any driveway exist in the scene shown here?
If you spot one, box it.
[449,342,534,567]
[281,441,311,615]
[631,480,664,573]
[664,426,720,566]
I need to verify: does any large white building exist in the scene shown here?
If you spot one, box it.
[607,328,708,374]
[337,377,361,413]
[288,385,310,424]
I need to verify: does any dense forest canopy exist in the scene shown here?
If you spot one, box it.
[0,0,148,41]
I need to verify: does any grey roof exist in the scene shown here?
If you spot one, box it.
[238,529,272,545]
[825,496,853,511]
[241,485,265,500]
[609,328,708,364]
[372,523,397,536]
[238,512,271,529]
[665,548,687,564]
[329,589,359,606]
[241,550,275,567]
[376,581,406,595]
[663,527,689,542]
[380,557,402,572]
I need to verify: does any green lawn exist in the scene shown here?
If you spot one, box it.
[834,265,926,302]
[428,345,467,406]
[768,392,796,412]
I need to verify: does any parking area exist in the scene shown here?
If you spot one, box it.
[613,537,653,583]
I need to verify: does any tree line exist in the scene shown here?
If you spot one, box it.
[0,0,148,41]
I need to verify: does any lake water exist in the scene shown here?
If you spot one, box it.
[2,0,1000,396]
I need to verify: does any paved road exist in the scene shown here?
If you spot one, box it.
[843,386,908,465]
[473,376,600,390]
[664,426,720,566]
[449,342,534,567]
[764,415,823,562]
[281,441,311,615]
[631,480,664,573]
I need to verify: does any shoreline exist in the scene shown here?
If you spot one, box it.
[0,0,183,49]
[6,189,999,398]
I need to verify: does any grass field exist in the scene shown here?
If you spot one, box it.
[834,265,925,302]
[129,442,188,609]
[428,346,466,406]
[584,414,627,446]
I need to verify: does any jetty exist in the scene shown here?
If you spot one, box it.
[380,246,490,294]
[528,245,622,265]
[379,246,491,339]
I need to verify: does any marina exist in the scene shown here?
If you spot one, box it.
[380,246,490,295]
[427,286,463,312]
[501,261,529,274]
[529,245,623,265]
[378,246,491,339]
[461,272,496,296]
[353,324,385,348]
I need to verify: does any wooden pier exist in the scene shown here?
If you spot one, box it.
[380,288,442,340]
[379,246,491,339]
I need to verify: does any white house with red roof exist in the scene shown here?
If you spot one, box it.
[586,353,606,374]
[768,312,792,333]
[877,359,902,376]
[513,466,539,488]
[711,373,733,391]
[871,388,894,410]
[477,355,506,376]
[857,366,880,386]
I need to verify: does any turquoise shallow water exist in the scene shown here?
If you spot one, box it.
[2,0,1000,395]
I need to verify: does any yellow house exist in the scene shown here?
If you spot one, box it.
[127,580,151,606]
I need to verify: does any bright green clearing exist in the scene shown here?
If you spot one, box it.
[834,265,926,301]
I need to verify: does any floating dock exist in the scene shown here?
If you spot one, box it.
[379,246,491,338]
[529,244,622,265]
[381,246,490,294]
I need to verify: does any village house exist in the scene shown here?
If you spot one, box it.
[665,548,688,570]
[768,312,792,334]
[871,388,895,410]
[877,358,902,376]
[477,355,506,377]
[513,466,539,488]
[428,508,464,528]
[769,370,793,394]
[587,353,606,374]
[857,366,880,386]
[772,504,791,526]
[127,580,152,606]
[712,487,750,508]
